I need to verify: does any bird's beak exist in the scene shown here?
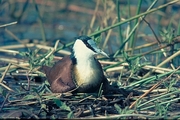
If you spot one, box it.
[99,50,109,58]
[95,48,109,58]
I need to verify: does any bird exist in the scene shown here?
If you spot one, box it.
[42,35,109,93]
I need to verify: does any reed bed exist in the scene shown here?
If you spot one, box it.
[0,0,180,119]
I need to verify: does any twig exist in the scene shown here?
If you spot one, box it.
[129,66,180,109]
[102,17,117,50]
[5,28,27,47]
[0,21,17,28]
[101,61,175,73]
[87,0,100,35]
[0,43,71,55]
[143,18,161,45]
[0,63,11,83]
[143,49,180,78]
[0,63,14,92]
[0,92,10,111]
[85,113,164,119]
[29,40,60,73]
[79,95,93,103]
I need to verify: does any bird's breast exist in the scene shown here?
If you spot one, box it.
[72,60,104,92]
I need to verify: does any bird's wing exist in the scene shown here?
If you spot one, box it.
[42,56,76,93]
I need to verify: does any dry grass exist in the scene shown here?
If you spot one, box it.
[0,0,180,119]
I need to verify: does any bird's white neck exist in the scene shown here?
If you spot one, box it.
[75,52,96,70]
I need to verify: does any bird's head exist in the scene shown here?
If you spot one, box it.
[72,36,109,59]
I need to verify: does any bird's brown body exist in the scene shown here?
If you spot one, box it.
[43,36,109,93]
[43,55,108,93]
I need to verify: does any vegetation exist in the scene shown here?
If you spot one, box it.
[0,0,180,119]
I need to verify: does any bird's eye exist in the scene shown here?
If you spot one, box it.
[85,40,96,52]
[86,43,91,48]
